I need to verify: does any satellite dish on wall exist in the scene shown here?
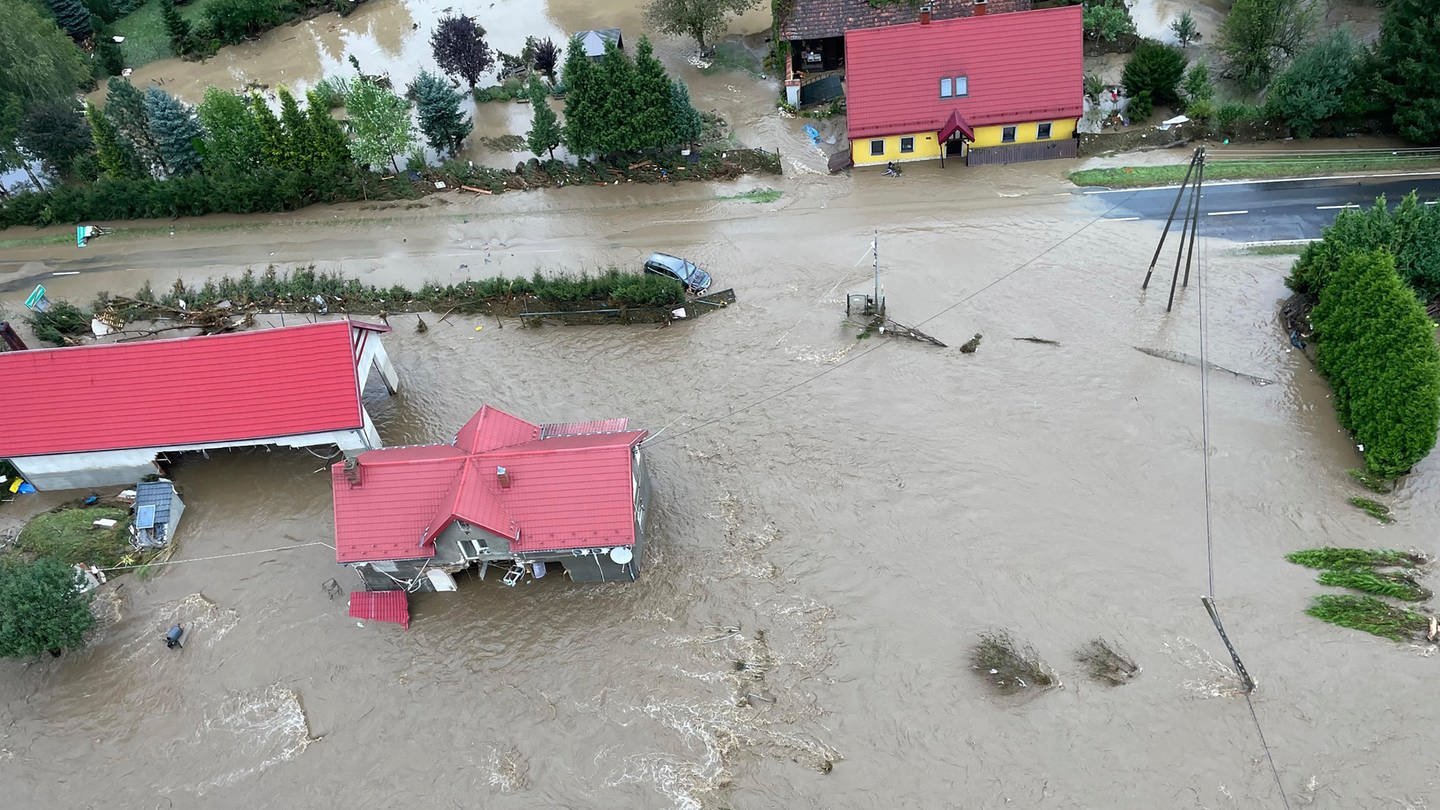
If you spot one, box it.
[609,546,633,565]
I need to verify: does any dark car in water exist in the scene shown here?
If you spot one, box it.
[643,252,712,294]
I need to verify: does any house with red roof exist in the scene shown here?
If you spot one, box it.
[0,320,398,490]
[331,404,651,591]
[844,5,1083,168]
[780,0,1032,107]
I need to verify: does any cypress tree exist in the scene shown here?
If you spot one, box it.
[524,75,559,159]
[560,35,599,158]
[593,41,638,154]
[106,78,167,174]
[197,87,264,172]
[144,86,203,176]
[249,93,287,169]
[277,87,312,169]
[304,90,352,175]
[161,0,192,54]
[631,37,674,150]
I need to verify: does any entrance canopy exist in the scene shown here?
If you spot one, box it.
[938,110,975,142]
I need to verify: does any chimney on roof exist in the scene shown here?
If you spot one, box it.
[973,0,987,16]
[496,466,511,488]
[343,457,362,487]
[919,3,932,24]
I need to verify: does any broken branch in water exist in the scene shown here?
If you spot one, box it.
[1013,336,1060,345]
[1134,346,1275,386]
[972,630,1058,694]
[1075,638,1140,686]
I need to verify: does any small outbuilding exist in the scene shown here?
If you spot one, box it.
[332,405,651,592]
[0,320,399,490]
[572,28,623,60]
[130,479,185,549]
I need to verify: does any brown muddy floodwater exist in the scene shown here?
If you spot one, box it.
[7,2,1440,797]
[4,158,1440,809]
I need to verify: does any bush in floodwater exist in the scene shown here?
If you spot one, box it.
[1074,638,1140,686]
[1285,547,1426,570]
[1316,569,1431,602]
[1305,594,1429,641]
[1347,496,1394,523]
[971,631,1056,694]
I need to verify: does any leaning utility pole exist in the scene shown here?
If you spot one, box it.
[1140,146,1207,312]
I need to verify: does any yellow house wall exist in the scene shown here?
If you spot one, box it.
[851,132,943,167]
[851,117,1078,166]
[970,118,1078,148]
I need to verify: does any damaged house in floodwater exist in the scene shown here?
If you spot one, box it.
[331,405,651,592]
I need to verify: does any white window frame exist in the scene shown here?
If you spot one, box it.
[940,77,953,98]
[954,76,968,97]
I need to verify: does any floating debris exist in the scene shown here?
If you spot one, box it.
[1305,594,1431,642]
[1013,336,1060,345]
[1347,496,1394,524]
[1317,569,1431,602]
[1286,547,1426,570]
[1075,638,1140,686]
[971,630,1057,694]
[1134,346,1275,386]
[959,333,983,354]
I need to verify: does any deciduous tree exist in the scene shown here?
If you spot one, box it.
[1218,0,1318,91]
[1169,10,1199,47]
[0,558,95,659]
[430,15,493,89]
[410,70,471,155]
[643,0,760,53]
[0,0,91,106]
[344,78,414,173]
[144,86,204,175]
[524,75,559,159]
[531,37,560,82]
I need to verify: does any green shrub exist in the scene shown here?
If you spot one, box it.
[1310,249,1440,478]
[1185,98,1216,122]
[1180,64,1213,107]
[1266,31,1362,138]
[1122,40,1186,107]
[1215,102,1264,135]
[1083,1,1136,43]
[1286,547,1424,569]
[26,301,91,346]
[1288,193,1440,299]
[202,0,297,45]
[1126,91,1153,122]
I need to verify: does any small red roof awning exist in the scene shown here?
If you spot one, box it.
[349,590,410,629]
[939,110,974,142]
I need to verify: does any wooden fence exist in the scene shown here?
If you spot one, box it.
[967,139,1078,166]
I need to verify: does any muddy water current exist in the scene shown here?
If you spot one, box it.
[5,1,1440,801]
[4,158,1440,808]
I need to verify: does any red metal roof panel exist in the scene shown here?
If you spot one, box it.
[844,6,1083,139]
[0,320,366,458]
[454,404,540,453]
[348,590,410,628]
[331,446,464,563]
[540,418,630,439]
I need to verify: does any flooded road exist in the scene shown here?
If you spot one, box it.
[4,154,1439,808]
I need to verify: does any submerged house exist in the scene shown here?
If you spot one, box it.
[844,5,1082,167]
[780,0,1032,106]
[0,320,398,490]
[332,405,651,592]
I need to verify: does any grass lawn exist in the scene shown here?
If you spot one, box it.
[17,506,134,568]
[701,42,762,77]
[111,0,225,70]
[1070,155,1440,189]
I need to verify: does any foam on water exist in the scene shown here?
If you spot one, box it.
[193,684,318,794]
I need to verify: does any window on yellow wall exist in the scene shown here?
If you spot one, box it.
[1002,126,1016,143]
[869,139,884,156]
[900,137,915,153]
[1037,122,1052,140]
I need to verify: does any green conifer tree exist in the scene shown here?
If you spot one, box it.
[525,75,559,159]
[144,86,203,175]
[409,70,471,155]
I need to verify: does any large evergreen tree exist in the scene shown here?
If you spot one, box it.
[670,79,703,148]
[304,89,353,174]
[560,35,601,157]
[430,15,492,89]
[106,78,167,174]
[43,0,93,41]
[249,92,288,169]
[86,100,143,179]
[593,41,638,153]
[277,86,312,169]
[631,37,675,150]
[344,78,414,173]
[525,75,559,159]
[19,100,94,175]
[0,0,91,106]
[161,0,192,54]
[1373,0,1440,144]
[0,558,95,659]
[409,70,471,155]
[144,86,204,175]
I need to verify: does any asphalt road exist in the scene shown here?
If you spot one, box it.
[1080,173,1440,243]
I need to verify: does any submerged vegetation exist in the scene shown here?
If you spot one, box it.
[1285,547,1425,570]
[1347,496,1394,524]
[1305,595,1429,642]
[971,631,1057,694]
[1316,569,1431,602]
[1074,638,1140,686]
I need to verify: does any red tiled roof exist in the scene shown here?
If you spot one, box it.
[333,406,647,563]
[348,590,410,628]
[0,321,368,458]
[844,6,1083,139]
[782,0,1032,40]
